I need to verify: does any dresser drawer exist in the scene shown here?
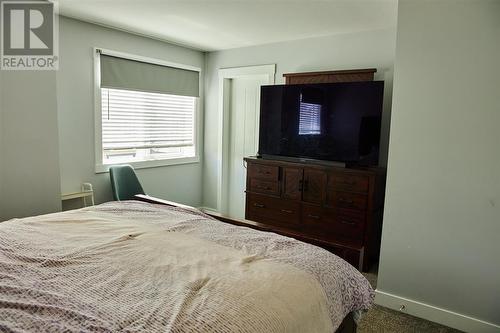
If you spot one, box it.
[330,174,369,193]
[248,163,279,181]
[249,179,279,196]
[247,193,300,225]
[334,209,366,240]
[301,204,333,226]
[330,191,368,210]
[301,205,365,242]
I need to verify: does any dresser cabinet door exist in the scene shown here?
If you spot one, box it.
[302,169,327,204]
[282,167,303,201]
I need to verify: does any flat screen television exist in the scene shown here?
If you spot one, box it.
[258,81,384,166]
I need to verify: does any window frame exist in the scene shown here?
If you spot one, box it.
[93,48,201,173]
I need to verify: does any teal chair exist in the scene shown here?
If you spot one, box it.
[109,165,145,201]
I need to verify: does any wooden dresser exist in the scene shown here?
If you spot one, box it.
[245,157,385,271]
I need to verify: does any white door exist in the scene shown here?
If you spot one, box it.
[226,75,268,219]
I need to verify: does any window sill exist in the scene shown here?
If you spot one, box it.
[95,156,199,174]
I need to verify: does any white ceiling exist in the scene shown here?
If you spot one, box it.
[58,0,398,52]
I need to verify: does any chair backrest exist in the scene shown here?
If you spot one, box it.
[109,165,145,201]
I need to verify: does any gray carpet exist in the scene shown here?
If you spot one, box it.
[358,270,463,333]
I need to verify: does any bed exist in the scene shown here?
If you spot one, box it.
[0,200,373,332]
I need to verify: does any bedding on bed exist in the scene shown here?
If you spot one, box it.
[0,201,374,332]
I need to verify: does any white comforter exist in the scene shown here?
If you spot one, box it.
[0,201,373,332]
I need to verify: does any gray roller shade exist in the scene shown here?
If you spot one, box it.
[100,54,199,97]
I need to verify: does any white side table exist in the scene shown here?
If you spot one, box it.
[61,183,95,208]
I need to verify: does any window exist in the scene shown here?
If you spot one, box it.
[95,49,200,172]
[101,88,196,165]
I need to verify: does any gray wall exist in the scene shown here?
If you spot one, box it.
[203,28,396,209]
[57,17,205,206]
[0,70,62,221]
[377,0,500,329]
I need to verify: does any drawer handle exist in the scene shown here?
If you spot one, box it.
[256,185,272,190]
[281,209,293,214]
[340,220,356,225]
[339,198,354,204]
[259,170,272,175]
[253,203,265,208]
[307,214,320,219]
[343,181,356,185]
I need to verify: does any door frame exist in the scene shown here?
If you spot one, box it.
[216,64,276,214]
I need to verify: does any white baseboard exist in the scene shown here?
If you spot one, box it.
[197,206,219,214]
[375,290,500,333]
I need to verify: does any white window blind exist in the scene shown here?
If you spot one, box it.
[101,87,195,164]
[299,101,322,135]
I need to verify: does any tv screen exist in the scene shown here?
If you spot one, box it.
[258,81,384,165]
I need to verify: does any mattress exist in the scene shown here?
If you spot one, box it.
[0,201,374,332]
